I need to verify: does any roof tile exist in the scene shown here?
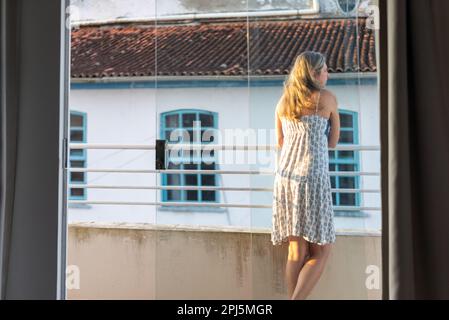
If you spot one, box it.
[71,18,377,78]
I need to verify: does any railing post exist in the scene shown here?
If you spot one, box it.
[155,139,167,170]
[63,137,68,170]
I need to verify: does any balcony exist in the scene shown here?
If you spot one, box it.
[66,143,382,299]
[67,223,381,299]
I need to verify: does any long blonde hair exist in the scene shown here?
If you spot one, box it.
[277,51,326,120]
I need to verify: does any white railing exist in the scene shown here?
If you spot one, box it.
[68,168,379,176]
[67,143,381,210]
[69,143,380,151]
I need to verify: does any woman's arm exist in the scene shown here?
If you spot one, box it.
[275,105,284,150]
[327,92,340,149]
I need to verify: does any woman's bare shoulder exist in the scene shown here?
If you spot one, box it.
[320,89,338,110]
[275,95,285,114]
[320,88,337,101]
[316,89,336,117]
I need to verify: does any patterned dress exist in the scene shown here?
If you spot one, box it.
[272,91,336,246]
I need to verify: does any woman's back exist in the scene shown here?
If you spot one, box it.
[293,89,333,120]
[272,88,336,246]
[271,51,336,300]
[277,89,331,179]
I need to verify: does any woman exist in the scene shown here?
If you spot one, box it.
[272,51,340,300]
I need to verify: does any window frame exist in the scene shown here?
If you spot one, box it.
[160,109,219,204]
[69,110,87,200]
[329,109,361,209]
[337,0,360,14]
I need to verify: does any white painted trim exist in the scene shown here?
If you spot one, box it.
[330,72,378,79]
[70,73,378,84]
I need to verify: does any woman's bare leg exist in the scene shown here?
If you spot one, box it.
[291,242,332,300]
[285,236,310,299]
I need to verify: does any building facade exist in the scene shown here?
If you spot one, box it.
[68,0,381,232]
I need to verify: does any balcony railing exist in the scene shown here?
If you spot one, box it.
[67,143,381,211]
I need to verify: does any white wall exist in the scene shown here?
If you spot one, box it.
[69,88,157,223]
[331,83,381,231]
[68,80,380,232]
[69,0,320,22]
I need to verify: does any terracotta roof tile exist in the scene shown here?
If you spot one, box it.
[71,18,377,79]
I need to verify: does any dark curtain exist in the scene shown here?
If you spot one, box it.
[0,0,69,299]
[380,0,449,299]
[0,0,20,299]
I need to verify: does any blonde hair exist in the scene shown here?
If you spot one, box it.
[277,51,326,120]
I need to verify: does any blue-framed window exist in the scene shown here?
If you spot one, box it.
[160,109,219,203]
[329,110,361,208]
[69,111,87,200]
[338,0,358,13]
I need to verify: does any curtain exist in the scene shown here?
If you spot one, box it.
[0,0,68,299]
[0,0,19,299]
[381,0,449,299]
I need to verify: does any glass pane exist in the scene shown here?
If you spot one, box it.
[182,150,192,159]
[332,193,337,205]
[201,162,215,171]
[199,113,214,127]
[325,120,331,137]
[340,113,353,128]
[70,160,85,168]
[70,114,84,127]
[70,130,84,142]
[339,131,354,144]
[329,164,336,172]
[165,114,179,128]
[338,151,355,159]
[185,174,198,186]
[71,188,85,197]
[201,191,216,202]
[201,175,215,186]
[167,129,183,142]
[339,164,355,172]
[340,177,356,189]
[340,193,356,206]
[68,0,159,302]
[184,130,194,142]
[184,163,198,170]
[70,172,85,182]
[186,190,198,201]
[329,150,336,159]
[70,149,83,157]
[168,162,181,169]
[338,0,358,13]
[167,190,181,201]
[165,130,173,141]
[167,174,181,185]
[201,130,214,143]
[182,113,196,128]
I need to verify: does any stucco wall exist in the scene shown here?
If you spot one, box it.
[69,0,322,22]
[68,82,381,232]
[67,223,382,299]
